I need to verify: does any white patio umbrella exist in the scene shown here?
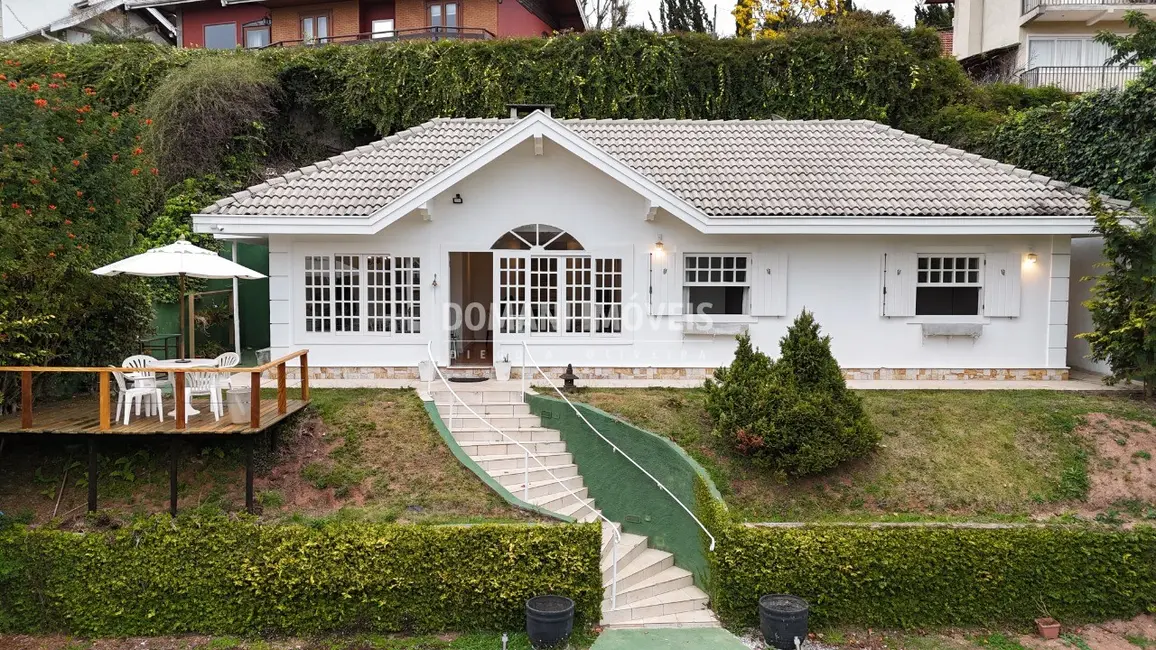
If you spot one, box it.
[93,239,266,359]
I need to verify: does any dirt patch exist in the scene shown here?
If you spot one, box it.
[1018,615,1156,650]
[1079,413,1156,509]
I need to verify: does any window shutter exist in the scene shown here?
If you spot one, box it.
[984,252,1021,317]
[882,252,917,317]
[752,252,787,316]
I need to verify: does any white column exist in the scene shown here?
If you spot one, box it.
[1046,235,1071,370]
[232,241,242,355]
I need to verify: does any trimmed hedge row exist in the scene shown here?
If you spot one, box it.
[0,516,601,636]
[693,476,1156,628]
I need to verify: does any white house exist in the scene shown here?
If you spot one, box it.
[192,108,1113,382]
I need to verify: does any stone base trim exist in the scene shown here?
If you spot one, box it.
[287,366,1069,382]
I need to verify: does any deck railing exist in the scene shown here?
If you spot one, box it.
[265,26,494,48]
[0,349,309,432]
[1019,65,1143,92]
[1023,0,1156,13]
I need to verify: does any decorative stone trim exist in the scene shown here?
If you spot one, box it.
[287,366,1070,381]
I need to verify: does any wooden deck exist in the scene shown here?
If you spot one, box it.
[0,395,308,436]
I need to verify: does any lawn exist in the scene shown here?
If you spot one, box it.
[567,387,1156,523]
[0,389,531,526]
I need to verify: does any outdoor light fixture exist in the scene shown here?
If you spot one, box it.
[1026,252,1038,265]
[653,234,664,253]
[452,193,464,204]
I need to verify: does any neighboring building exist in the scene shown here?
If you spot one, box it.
[0,0,177,44]
[129,0,584,49]
[932,0,1156,93]
[193,108,1114,383]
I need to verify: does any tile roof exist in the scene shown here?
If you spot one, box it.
[202,117,1096,218]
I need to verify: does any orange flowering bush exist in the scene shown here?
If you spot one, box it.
[0,62,152,406]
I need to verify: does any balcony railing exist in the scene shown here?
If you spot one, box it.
[1019,65,1143,92]
[1023,0,1156,14]
[266,26,495,47]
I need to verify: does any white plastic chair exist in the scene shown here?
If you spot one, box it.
[184,371,221,423]
[122,354,172,393]
[214,352,241,369]
[111,368,163,425]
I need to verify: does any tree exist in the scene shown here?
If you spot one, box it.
[1097,10,1156,66]
[582,0,631,29]
[1078,196,1156,395]
[733,0,849,38]
[650,0,715,33]
[703,312,879,476]
[914,0,953,30]
[0,61,154,408]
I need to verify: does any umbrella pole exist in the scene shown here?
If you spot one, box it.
[178,273,186,360]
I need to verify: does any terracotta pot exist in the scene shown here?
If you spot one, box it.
[1036,617,1061,640]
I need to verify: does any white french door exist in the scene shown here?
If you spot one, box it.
[493,252,626,339]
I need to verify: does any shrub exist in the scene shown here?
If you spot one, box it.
[0,515,601,636]
[704,312,878,476]
[710,522,1156,628]
[0,61,153,408]
[143,56,278,184]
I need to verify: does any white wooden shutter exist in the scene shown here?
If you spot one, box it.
[882,252,917,317]
[752,252,787,317]
[648,251,682,316]
[984,252,1021,317]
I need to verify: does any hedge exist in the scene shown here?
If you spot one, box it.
[0,23,966,141]
[0,516,601,636]
[710,521,1156,628]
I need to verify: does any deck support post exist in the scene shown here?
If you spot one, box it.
[245,436,255,514]
[250,371,261,429]
[169,436,178,517]
[87,436,97,512]
[300,352,309,402]
[20,371,32,429]
[175,372,186,431]
[277,362,287,414]
[98,371,110,432]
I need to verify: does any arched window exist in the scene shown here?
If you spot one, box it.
[491,224,584,251]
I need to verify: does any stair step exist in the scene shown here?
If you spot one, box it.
[529,486,589,511]
[449,415,541,430]
[459,441,566,457]
[555,498,598,519]
[599,586,710,625]
[604,548,675,592]
[491,464,578,486]
[473,452,572,471]
[430,390,523,405]
[600,609,720,629]
[509,476,586,500]
[605,566,694,605]
[577,509,604,523]
[601,533,649,578]
[452,429,561,444]
[437,402,531,417]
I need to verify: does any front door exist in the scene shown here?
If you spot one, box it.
[449,251,492,365]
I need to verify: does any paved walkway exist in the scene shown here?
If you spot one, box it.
[590,628,749,650]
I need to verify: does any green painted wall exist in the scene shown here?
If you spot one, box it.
[526,395,723,589]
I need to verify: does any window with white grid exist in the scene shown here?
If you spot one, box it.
[916,255,982,316]
[333,255,361,332]
[304,256,332,333]
[366,255,391,333]
[683,254,750,315]
[391,256,421,334]
[529,257,559,333]
[498,257,527,334]
[565,257,592,334]
[594,258,623,334]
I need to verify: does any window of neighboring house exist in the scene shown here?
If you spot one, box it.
[304,254,421,334]
[301,13,330,43]
[371,18,395,38]
[1028,37,1113,68]
[243,24,270,48]
[428,1,458,30]
[203,22,238,49]
[915,255,982,316]
[683,254,750,316]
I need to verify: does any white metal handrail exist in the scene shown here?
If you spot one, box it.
[520,342,718,552]
[424,342,624,608]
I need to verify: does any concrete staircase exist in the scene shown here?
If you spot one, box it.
[432,386,718,629]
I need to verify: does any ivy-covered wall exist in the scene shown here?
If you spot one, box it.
[0,516,601,636]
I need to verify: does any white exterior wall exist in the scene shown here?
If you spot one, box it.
[267,140,1067,373]
[1068,236,1110,373]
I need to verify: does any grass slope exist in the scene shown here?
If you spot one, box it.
[570,388,1156,522]
[0,389,528,526]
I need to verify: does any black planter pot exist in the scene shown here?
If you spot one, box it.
[526,595,575,649]
[759,594,809,650]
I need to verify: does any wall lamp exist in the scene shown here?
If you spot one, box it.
[1026,251,1038,265]
[452,193,464,204]
[653,234,664,254]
